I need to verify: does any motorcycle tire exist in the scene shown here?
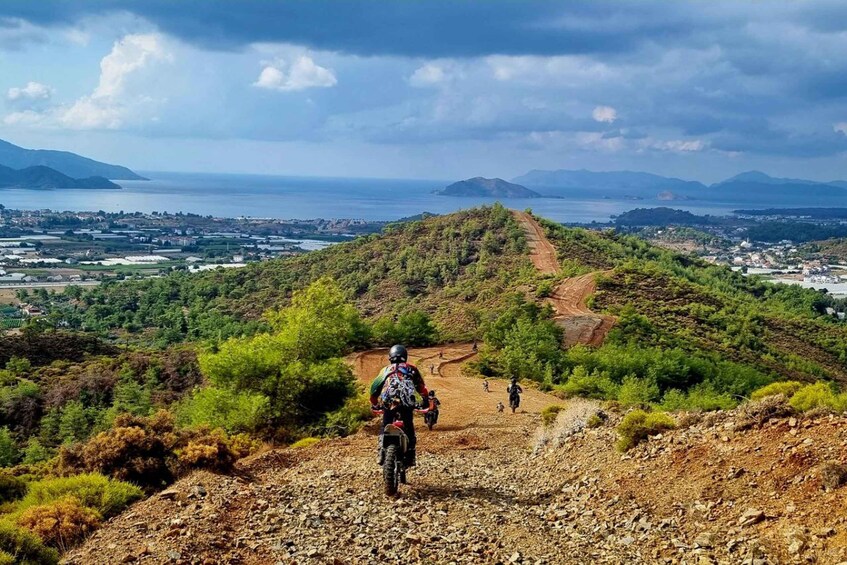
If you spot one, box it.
[383,444,399,497]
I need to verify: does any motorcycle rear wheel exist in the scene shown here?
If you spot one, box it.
[383,445,400,497]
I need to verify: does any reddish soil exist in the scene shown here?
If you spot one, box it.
[513,210,615,346]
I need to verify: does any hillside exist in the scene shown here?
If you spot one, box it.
[65,346,847,565]
[11,205,847,563]
[0,164,121,189]
[0,138,145,180]
[436,177,541,198]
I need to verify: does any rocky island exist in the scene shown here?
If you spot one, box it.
[436,177,542,198]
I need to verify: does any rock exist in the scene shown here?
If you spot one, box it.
[738,509,765,527]
[509,551,522,562]
[120,554,137,563]
[693,532,715,549]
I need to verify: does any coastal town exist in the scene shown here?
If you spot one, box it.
[0,207,391,327]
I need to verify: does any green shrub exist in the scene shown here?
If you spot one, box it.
[750,381,804,401]
[0,428,19,468]
[290,437,320,449]
[586,413,604,428]
[177,386,270,434]
[0,549,14,565]
[536,280,554,299]
[617,376,659,406]
[789,382,847,413]
[560,367,619,400]
[17,496,101,552]
[616,410,676,452]
[0,473,26,504]
[660,383,737,412]
[21,440,51,466]
[318,394,372,437]
[0,520,58,564]
[16,474,142,519]
[541,405,565,427]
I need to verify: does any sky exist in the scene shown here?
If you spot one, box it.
[1,1,847,183]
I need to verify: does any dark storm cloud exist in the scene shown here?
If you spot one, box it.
[0,0,726,57]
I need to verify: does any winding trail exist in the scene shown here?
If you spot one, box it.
[512,211,615,347]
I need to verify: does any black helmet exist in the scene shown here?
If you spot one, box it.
[510,376,518,382]
[428,390,435,397]
[388,344,408,363]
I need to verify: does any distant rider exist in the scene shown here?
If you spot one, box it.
[370,344,428,467]
[427,389,441,412]
[507,377,523,411]
[482,379,489,393]
[497,401,505,413]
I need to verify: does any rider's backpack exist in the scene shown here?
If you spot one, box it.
[379,363,418,407]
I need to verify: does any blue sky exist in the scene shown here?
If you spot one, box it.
[1,1,847,182]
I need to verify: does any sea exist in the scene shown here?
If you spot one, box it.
[0,171,753,223]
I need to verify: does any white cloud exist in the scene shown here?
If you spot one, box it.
[5,33,172,130]
[592,105,617,123]
[409,63,446,87]
[7,81,53,103]
[835,122,847,135]
[656,139,706,152]
[254,56,337,92]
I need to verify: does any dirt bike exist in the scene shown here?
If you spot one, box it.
[509,392,520,413]
[424,406,438,430]
[373,402,430,497]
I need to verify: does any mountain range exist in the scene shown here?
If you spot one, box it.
[0,165,120,190]
[0,138,145,181]
[512,168,847,203]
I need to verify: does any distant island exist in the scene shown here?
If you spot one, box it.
[0,165,120,190]
[436,177,541,198]
[0,138,145,180]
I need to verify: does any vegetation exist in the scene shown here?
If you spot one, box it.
[616,410,677,452]
[541,405,565,427]
[36,205,531,346]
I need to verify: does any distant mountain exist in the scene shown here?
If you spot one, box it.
[0,165,121,189]
[436,177,542,198]
[709,172,847,202]
[513,169,706,199]
[0,139,145,180]
[713,170,822,186]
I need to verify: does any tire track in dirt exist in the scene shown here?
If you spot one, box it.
[513,210,615,347]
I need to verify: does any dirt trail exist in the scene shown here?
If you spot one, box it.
[513,210,615,346]
[65,346,847,564]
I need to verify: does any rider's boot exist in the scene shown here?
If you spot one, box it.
[404,449,416,467]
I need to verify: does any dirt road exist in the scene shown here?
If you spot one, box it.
[513,211,615,346]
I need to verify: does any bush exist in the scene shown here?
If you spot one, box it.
[318,394,372,437]
[616,410,676,452]
[0,428,19,468]
[17,496,100,552]
[660,383,737,412]
[586,413,605,428]
[59,411,249,491]
[0,520,58,564]
[174,427,237,475]
[541,405,565,427]
[617,376,659,406]
[290,437,320,449]
[0,473,26,504]
[560,367,619,400]
[177,387,270,434]
[789,382,847,413]
[17,474,142,519]
[751,381,804,401]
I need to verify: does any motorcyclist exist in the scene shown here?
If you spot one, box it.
[424,390,441,427]
[506,377,523,411]
[370,344,428,467]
